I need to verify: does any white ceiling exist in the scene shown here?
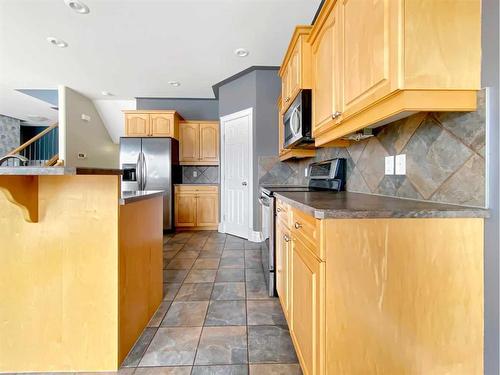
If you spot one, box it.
[0,0,320,123]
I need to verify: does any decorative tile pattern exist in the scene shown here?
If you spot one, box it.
[120,231,300,374]
[182,166,219,184]
[258,89,487,207]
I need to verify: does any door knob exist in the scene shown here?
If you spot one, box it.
[242,181,248,186]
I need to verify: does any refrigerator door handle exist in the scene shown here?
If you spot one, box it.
[136,152,143,190]
[142,151,148,190]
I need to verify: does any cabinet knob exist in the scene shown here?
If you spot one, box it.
[285,97,290,102]
[294,222,302,229]
[276,208,281,212]
[331,111,342,119]
[284,235,291,242]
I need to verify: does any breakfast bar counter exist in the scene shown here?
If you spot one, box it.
[0,168,163,372]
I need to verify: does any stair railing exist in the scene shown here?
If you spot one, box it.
[2,123,59,167]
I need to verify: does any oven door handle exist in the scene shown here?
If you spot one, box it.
[259,197,271,207]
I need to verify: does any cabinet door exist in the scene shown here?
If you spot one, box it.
[291,238,325,375]
[174,193,196,227]
[281,68,290,112]
[150,113,173,137]
[289,46,301,101]
[311,3,341,136]
[276,223,290,320]
[179,123,200,162]
[126,114,150,137]
[196,193,219,227]
[199,123,219,163]
[341,0,397,118]
[278,100,285,155]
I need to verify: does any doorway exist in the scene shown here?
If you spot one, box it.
[220,108,253,239]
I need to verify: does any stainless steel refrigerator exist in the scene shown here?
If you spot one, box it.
[119,137,180,231]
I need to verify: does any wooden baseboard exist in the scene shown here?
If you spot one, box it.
[175,225,219,231]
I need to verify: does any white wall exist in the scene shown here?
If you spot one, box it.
[58,86,119,168]
[93,99,135,144]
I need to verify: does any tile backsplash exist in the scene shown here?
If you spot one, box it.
[259,90,486,207]
[182,166,219,184]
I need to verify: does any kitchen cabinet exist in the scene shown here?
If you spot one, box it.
[174,185,219,230]
[123,111,180,138]
[274,198,483,375]
[310,0,342,137]
[179,121,219,165]
[279,26,313,113]
[276,208,291,321]
[307,0,481,147]
[291,237,325,375]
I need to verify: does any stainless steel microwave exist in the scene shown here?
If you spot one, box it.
[283,89,314,148]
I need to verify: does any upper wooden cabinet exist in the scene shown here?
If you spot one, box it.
[123,111,180,138]
[179,121,219,165]
[305,0,481,146]
[279,26,313,113]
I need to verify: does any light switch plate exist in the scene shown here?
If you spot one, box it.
[395,154,406,175]
[385,156,394,175]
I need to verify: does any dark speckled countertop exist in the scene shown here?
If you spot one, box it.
[274,191,489,219]
[0,166,123,175]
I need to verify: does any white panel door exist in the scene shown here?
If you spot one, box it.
[221,110,251,239]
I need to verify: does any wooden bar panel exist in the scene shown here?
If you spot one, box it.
[0,175,120,372]
[119,196,163,364]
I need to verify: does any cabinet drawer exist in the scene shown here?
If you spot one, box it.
[291,208,323,260]
[175,185,219,194]
[276,199,291,227]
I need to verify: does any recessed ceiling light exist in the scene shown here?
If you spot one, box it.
[47,37,68,48]
[101,91,113,96]
[168,81,181,87]
[64,0,90,14]
[234,48,249,57]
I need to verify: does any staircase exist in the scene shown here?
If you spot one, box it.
[0,123,60,167]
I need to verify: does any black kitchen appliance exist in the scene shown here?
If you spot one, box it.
[259,158,346,296]
[283,89,314,149]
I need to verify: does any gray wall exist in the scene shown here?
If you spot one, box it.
[482,0,499,374]
[60,86,119,168]
[136,98,219,120]
[219,68,281,231]
[0,114,20,157]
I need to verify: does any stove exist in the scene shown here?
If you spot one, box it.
[259,158,346,296]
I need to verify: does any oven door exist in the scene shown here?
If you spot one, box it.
[259,193,276,296]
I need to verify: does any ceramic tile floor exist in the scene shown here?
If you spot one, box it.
[120,230,302,375]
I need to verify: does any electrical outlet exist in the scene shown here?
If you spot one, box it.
[395,154,406,175]
[77,153,87,159]
[385,156,394,175]
[193,170,198,177]
[81,114,91,122]
[305,167,308,177]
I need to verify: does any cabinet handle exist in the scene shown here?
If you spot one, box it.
[294,222,302,229]
[283,235,291,242]
[331,111,342,119]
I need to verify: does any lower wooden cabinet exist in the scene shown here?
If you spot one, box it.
[174,185,219,230]
[275,198,484,375]
[290,237,325,375]
[276,218,291,320]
